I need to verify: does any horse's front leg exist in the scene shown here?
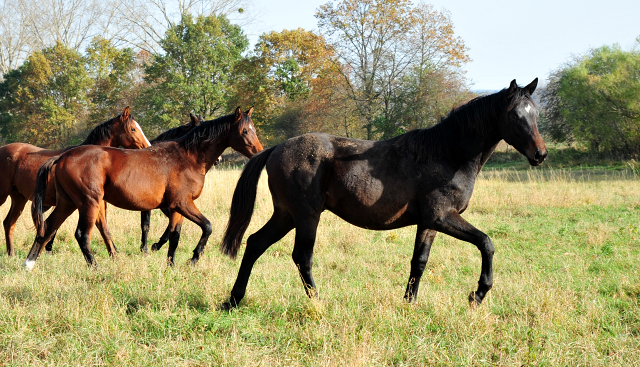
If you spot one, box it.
[177,201,212,266]
[140,210,151,253]
[432,209,494,306]
[404,227,437,303]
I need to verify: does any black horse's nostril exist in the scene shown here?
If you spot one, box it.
[534,149,548,163]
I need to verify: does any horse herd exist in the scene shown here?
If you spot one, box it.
[0,79,546,309]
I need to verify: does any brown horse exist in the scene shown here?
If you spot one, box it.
[0,107,150,256]
[25,107,262,269]
[220,79,547,309]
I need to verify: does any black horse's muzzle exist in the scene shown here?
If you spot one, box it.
[529,149,548,166]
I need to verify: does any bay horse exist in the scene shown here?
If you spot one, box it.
[220,79,547,309]
[25,107,262,269]
[0,107,150,256]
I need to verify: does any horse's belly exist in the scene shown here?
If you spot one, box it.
[326,197,417,230]
[104,185,164,211]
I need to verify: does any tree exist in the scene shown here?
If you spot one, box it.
[316,0,471,139]
[232,28,350,143]
[140,14,248,129]
[540,43,640,156]
[114,0,252,54]
[85,37,138,123]
[0,42,92,146]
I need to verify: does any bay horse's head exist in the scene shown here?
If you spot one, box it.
[499,78,547,166]
[113,106,151,149]
[228,106,263,158]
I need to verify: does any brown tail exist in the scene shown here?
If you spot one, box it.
[221,146,276,258]
[31,155,61,237]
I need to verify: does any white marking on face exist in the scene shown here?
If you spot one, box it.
[524,104,531,113]
[135,120,151,147]
[23,259,35,270]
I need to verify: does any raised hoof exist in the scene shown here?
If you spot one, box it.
[468,291,483,308]
[151,243,162,252]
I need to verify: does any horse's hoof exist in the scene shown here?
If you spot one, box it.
[151,243,161,252]
[217,300,237,311]
[468,291,483,308]
[188,258,199,266]
[22,259,35,270]
[140,246,149,255]
[45,250,53,255]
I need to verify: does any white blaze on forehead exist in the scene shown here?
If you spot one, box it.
[524,104,531,113]
[135,120,151,147]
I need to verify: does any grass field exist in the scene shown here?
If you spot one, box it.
[0,166,639,366]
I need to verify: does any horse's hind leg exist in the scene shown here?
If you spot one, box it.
[75,203,101,267]
[165,211,184,266]
[23,201,76,269]
[224,208,294,309]
[404,227,437,303]
[94,200,117,257]
[3,192,28,256]
[291,215,322,298]
[433,210,494,306]
[150,208,172,252]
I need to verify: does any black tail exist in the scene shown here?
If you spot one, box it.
[221,146,276,258]
[31,155,61,237]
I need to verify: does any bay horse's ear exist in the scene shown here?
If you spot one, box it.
[234,106,242,122]
[122,106,131,121]
[246,107,254,117]
[524,78,538,95]
[507,79,518,99]
[189,113,200,126]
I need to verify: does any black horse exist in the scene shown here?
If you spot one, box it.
[220,79,547,309]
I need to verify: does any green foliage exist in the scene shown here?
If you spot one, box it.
[0,42,91,146]
[85,37,138,123]
[140,14,248,129]
[541,43,640,156]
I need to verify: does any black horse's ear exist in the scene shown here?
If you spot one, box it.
[507,79,518,99]
[189,113,200,126]
[524,78,538,95]
[246,106,254,117]
[234,106,242,122]
[122,106,130,121]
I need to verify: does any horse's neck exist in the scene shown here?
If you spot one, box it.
[81,121,119,147]
[440,115,501,173]
[188,138,228,172]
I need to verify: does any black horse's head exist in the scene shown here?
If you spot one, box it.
[498,78,547,166]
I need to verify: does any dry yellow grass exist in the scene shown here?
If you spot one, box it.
[0,167,639,365]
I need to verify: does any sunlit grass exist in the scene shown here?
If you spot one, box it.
[0,167,639,365]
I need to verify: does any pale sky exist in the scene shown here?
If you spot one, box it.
[242,0,640,91]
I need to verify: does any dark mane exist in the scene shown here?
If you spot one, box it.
[80,114,121,145]
[395,88,533,162]
[152,124,195,143]
[180,113,235,152]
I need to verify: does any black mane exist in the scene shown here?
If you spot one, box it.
[395,88,533,162]
[80,115,121,145]
[180,113,235,152]
[152,123,196,143]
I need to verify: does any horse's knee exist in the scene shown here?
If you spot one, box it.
[202,221,212,237]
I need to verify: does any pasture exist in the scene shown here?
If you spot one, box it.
[0,166,639,365]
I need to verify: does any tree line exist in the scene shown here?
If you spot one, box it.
[0,0,473,147]
[539,38,640,157]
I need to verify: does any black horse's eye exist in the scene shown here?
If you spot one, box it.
[242,128,248,134]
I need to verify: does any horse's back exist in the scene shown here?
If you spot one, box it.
[265,133,419,229]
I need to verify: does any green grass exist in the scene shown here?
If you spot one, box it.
[0,168,639,365]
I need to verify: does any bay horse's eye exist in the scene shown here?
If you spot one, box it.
[242,128,248,135]
[131,128,136,132]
